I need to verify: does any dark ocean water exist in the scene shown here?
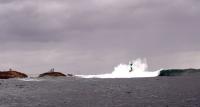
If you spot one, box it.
[0,76,200,107]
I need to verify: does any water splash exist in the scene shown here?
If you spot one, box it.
[77,58,162,78]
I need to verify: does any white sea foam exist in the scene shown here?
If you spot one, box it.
[77,58,162,78]
[18,78,43,81]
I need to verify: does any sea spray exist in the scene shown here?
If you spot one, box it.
[77,58,162,78]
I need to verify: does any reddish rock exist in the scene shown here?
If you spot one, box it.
[0,70,28,79]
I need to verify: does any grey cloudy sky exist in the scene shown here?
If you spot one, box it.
[0,0,200,75]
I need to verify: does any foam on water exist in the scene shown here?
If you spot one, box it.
[77,58,162,78]
[18,78,44,81]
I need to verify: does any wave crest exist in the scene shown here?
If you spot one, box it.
[77,58,161,78]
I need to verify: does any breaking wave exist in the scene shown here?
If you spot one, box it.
[77,58,162,78]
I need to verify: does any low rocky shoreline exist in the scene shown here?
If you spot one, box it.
[1,68,200,79]
[0,69,74,79]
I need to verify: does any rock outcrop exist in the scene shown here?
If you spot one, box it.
[0,70,28,79]
[39,72,68,77]
[159,69,200,76]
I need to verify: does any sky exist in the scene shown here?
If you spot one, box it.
[0,0,200,75]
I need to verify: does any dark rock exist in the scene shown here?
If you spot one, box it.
[159,69,200,76]
[67,73,73,77]
[0,71,28,79]
[39,72,67,77]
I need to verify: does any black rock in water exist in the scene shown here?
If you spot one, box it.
[39,72,67,77]
[159,69,200,76]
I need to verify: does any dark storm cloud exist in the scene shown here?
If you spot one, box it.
[0,0,200,74]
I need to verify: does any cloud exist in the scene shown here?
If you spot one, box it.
[0,0,200,74]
